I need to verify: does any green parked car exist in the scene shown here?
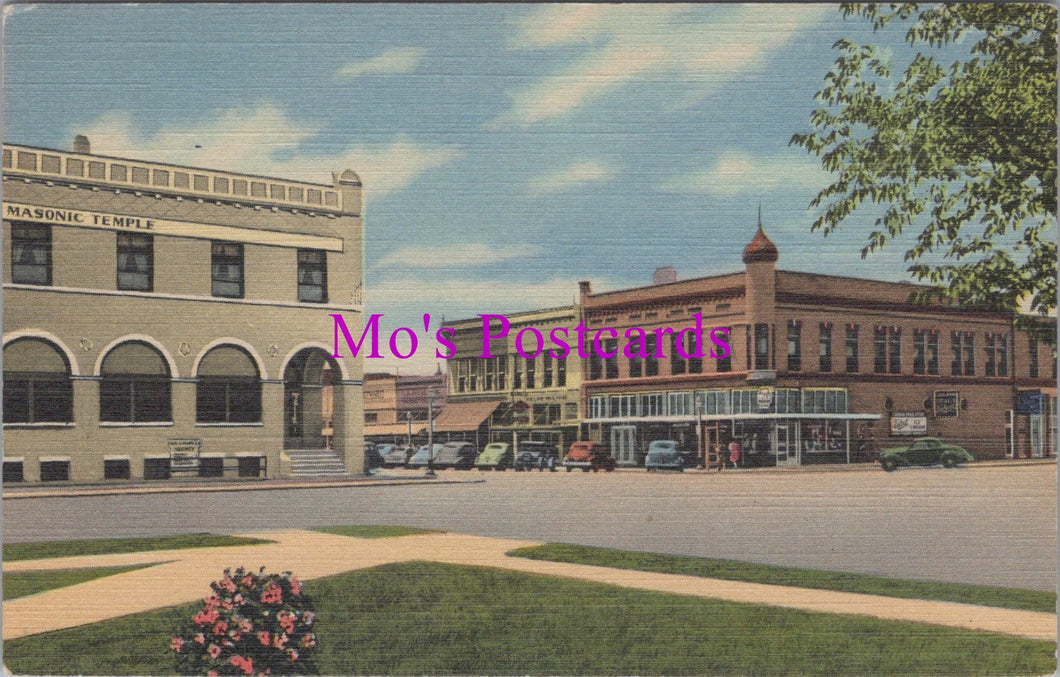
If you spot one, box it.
[474,442,513,471]
[879,437,975,471]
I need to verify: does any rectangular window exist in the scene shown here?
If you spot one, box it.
[3,461,24,483]
[512,356,522,389]
[913,330,926,375]
[667,392,693,417]
[556,355,567,387]
[238,457,262,478]
[951,332,975,376]
[787,320,802,372]
[211,242,244,298]
[754,324,770,370]
[642,393,664,417]
[645,336,659,377]
[927,332,939,375]
[526,355,536,389]
[671,333,687,375]
[116,233,153,292]
[497,355,507,390]
[686,332,703,374]
[985,334,997,377]
[629,351,642,378]
[888,328,901,374]
[104,459,131,480]
[589,396,608,419]
[604,339,619,379]
[11,223,52,285]
[845,324,859,373]
[143,458,171,481]
[997,335,1008,377]
[3,374,73,424]
[589,351,602,381]
[40,460,70,482]
[1030,338,1040,378]
[297,249,328,303]
[874,326,887,373]
[542,353,553,388]
[199,458,224,478]
[819,323,832,372]
[716,328,732,372]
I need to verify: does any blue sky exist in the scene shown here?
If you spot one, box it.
[4,4,946,373]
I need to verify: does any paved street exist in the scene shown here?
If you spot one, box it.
[3,464,1055,591]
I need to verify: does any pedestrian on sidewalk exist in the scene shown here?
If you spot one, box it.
[729,438,742,469]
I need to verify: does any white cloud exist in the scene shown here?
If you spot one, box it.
[656,150,830,196]
[376,243,542,269]
[495,4,830,125]
[528,159,616,195]
[77,104,461,198]
[337,47,425,78]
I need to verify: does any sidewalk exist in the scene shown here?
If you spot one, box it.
[3,530,1055,643]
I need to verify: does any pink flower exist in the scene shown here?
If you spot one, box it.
[241,575,255,587]
[301,634,316,648]
[229,655,254,675]
[212,621,228,636]
[260,582,283,605]
[257,631,271,647]
[207,643,222,659]
[286,648,299,662]
[222,577,237,593]
[170,637,185,652]
[302,611,315,625]
[273,633,288,649]
[207,672,218,677]
[239,619,253,632]
[277,611,296,634]
[194,633,206,644]
[233,593,246,606]
[289,577,301,595]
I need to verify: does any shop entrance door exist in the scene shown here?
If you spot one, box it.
[1030,415,1044,458]
[775,423,797,465]
[611,425,637,466]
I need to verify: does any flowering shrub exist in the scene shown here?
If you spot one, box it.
[171,566,318,675]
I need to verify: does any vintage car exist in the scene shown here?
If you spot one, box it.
[431,441,478,470]
[644,440,695,472]
[563,441,616,472]
[406,443,444,469]
[512,441,559,471]
[879,437,975,471]
[379,444,413,468]
[474,442,513,470]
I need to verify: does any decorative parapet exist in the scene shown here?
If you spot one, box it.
[3,143,345,214]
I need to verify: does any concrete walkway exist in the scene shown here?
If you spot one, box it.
[3,531,1056,643]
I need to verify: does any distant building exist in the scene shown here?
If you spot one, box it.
[2,138,367,484]
[443,306,583,453]
[363,370,447,444]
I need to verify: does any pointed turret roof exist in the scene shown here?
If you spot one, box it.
[742,225,779,264]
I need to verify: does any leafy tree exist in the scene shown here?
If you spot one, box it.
[792,3,1056,342]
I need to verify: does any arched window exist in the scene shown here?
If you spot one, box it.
[3,338,73,423]
[197,346,262,423]
[99,342,171,423]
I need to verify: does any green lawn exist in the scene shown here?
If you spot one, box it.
[4,564,157,600]
[509,543,1058,614]
[312,525,442,539]
[3,534,273,561]
[4,562,1055,676]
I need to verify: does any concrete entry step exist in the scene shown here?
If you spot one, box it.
[287,448,348,478]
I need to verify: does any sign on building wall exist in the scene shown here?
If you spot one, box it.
[168,438,202,470]
[1016,390,1044,415]
[933,391,959,418]
[891,412,927,436]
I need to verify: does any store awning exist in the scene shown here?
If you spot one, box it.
[364,423,426,438]
[432,400,502,433]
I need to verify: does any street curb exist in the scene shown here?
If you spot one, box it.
[1,475,485,500]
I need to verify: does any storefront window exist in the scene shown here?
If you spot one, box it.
[667,392,693,416]
[641,392,664,417]
[697,389,731,415]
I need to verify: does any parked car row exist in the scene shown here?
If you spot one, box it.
[368,437,975,474]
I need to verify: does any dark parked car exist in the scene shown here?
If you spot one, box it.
[644,440,695,472]
[432,441,478,470]
[512,441,559,471]
[563,441,616,472]
[365,442,385,471]
[879,437,975,471]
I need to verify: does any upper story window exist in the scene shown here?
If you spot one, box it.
[819,323,833,372]
[211,242,244,298]
[671,333,686,375]
[117,233,153,292]
[11,223,51,286]
[297,249,328,303]
[951,331,975,376]
[913,329,939,375]
[542,352,553,388]
[556,355,567,387]
[644,335,659,377]
[3,338,73,424]
[874,326,887,373]
[754,324,770,370]
[716,327,732,372]
[787,320,802,372]
[985,333,1008,378]
[887,327,901,374]
[845,324,859,373]
[604,339,620,379]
